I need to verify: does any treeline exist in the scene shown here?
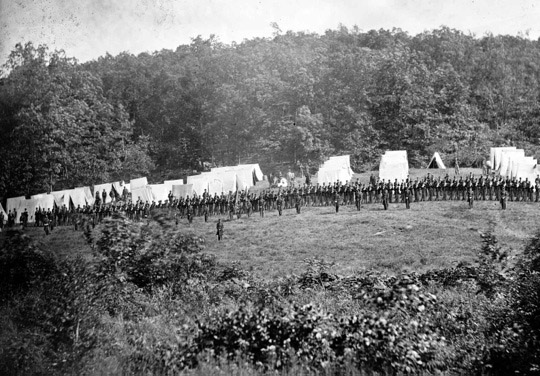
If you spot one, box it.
[2,27,540,199]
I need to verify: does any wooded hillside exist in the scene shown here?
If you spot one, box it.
[2,27,540,198]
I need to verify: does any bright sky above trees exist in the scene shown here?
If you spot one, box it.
[1,0,539,64]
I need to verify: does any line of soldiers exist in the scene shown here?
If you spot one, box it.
[272,173,540,207]
[3,172,538,235]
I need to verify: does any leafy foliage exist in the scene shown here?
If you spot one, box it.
[91,213,216,290]
[3,29,540,198]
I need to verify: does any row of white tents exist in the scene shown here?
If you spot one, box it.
[6,186,95,223]
[489,147,539,181]
[4,164,266,223]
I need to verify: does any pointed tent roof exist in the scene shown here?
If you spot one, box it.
[50,189,72,208]
[427,152,446,169]
[70,187,92,208]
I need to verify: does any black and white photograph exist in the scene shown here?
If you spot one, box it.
[1,0,540,374]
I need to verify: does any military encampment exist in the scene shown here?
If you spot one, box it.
[2,2,540,375]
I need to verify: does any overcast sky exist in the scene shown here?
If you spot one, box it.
[1,0,539,64]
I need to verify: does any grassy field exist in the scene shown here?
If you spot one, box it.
[22,192,539,279]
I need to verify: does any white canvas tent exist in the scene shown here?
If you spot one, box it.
[69,187,93,208]
[187,174,210,196]
[15,195,55,223]
[93,183,112,203]
[112,181,128,195]
[428,152,446,169]
[131,186,154,203]
[490,147,516,171]
[13,199,39,223]
[317,155,354,185]
[164,179,183,194]
[81,187,94,205]
[50,189,72,208]
[513,156,537,181]
[234,169,256,190]
[149,184,169,202]
[379,151,409,182]
[206,171,238,195]
[6,196,26,216]
[499,149,525,177]
[211,164,264,188]
[130,177,148,191]
[172,184,193,199]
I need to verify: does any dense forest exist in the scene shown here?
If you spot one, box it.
[2,26,540,199]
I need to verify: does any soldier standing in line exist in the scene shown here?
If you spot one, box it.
[216,219,224,241]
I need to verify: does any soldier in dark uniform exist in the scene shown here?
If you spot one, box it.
[258,194,265,217]
[21,209,29,228]
[216,219,224,241]
[277,194,283,216]
[228,199,235,221]
[382,188,389,210]
[355,187,362,211]
[245,197,252,218]
[500,188,507,210]
[203,198,209,223]
[295,191,302,214]
[187,202,194,224]
[405,188,411,209]
[333,190,340,213]
[43,214,50,235]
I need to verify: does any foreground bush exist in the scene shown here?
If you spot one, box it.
[91,213,216,290]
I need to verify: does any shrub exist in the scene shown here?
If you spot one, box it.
[91,213,216,290]
[0,229,58,303]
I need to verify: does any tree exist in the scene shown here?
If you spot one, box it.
[0,43,151,197]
